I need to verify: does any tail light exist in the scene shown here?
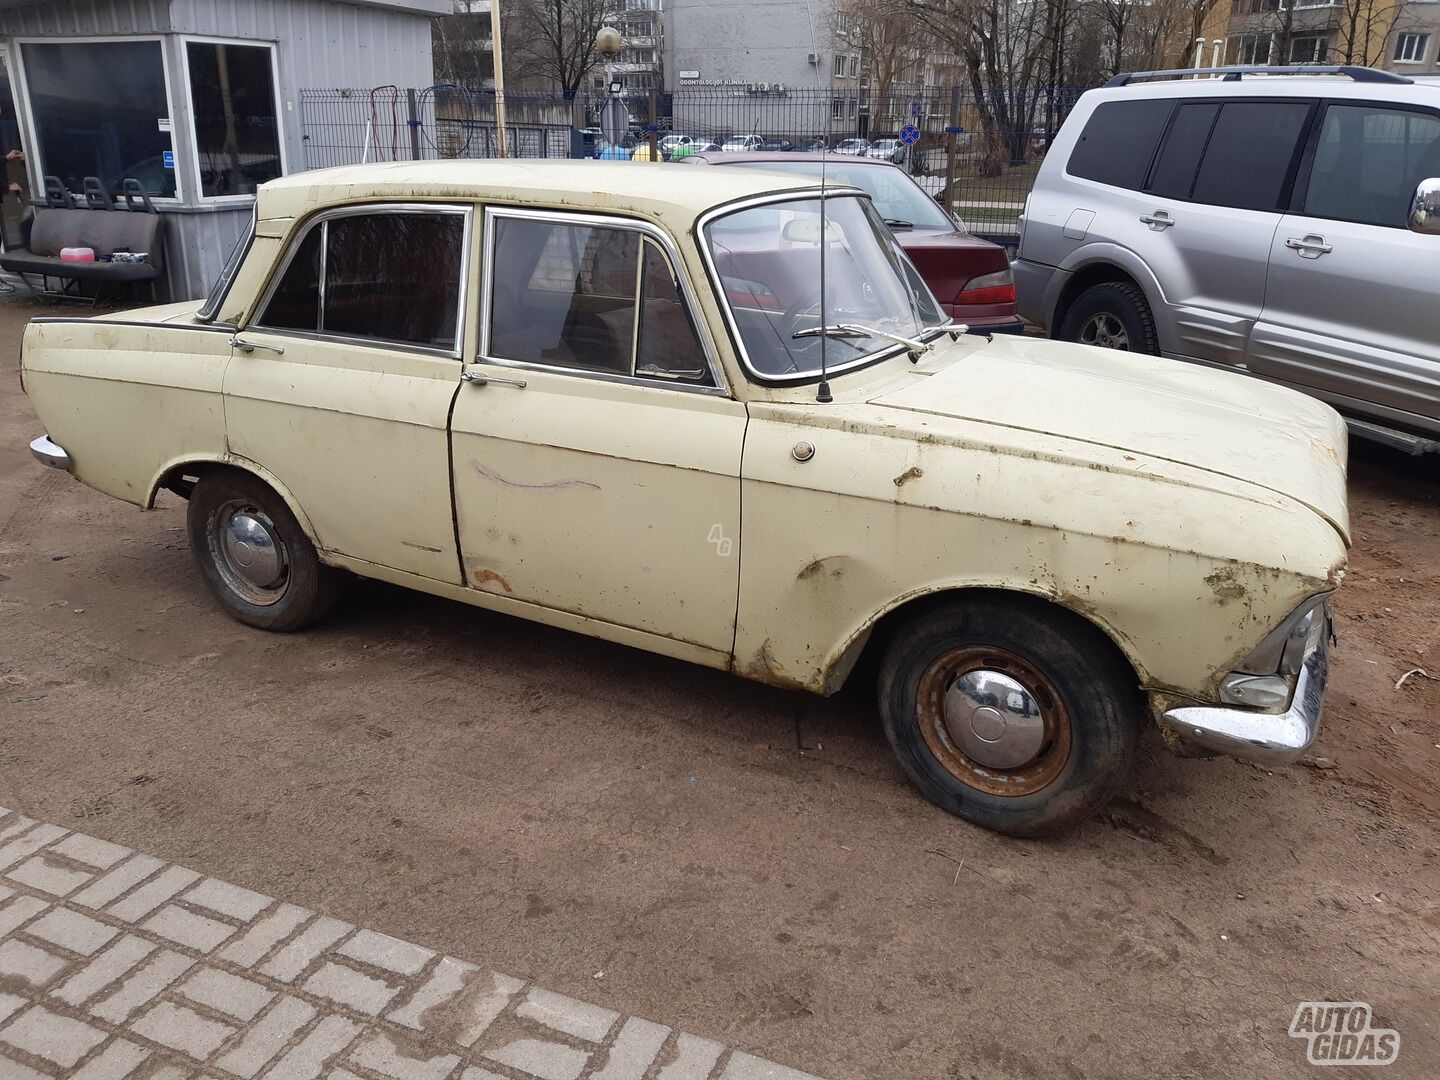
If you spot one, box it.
[954,268,1016,307]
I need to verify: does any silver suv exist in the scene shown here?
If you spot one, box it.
[1015,65,1440,453]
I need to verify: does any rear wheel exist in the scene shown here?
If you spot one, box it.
[877,596,1141,836]
[1059,281,1159,355]
[187,471,339,632]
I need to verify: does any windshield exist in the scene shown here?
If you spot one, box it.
[718,160,955,230]
[704,194,945,382]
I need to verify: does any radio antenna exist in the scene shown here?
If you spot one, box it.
[815,75,832,403]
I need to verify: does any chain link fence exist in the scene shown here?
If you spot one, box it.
[299,85,1091,246]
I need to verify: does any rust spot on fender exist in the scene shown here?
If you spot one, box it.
[466,565,514,593]
[892,466,923,487]
[1204,566,1248,604]
[797,555,846,582]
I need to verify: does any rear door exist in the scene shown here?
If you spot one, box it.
[1250,101,1440,434]
[1121,98,1312,367]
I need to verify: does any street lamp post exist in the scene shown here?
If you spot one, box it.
[491,0,508,158]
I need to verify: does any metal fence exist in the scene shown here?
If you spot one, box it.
[299,85,1092,245]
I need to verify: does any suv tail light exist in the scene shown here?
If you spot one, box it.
[954,268,1016,307]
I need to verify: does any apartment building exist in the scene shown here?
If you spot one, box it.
[1224,0,1440,75]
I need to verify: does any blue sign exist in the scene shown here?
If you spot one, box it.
[900,124,920,146]
[162,150,175,169]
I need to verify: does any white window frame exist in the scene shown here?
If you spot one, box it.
[833,54,848,78]
[9,34,185,205]
[1289,34,1329,63]
[1393,32,1430,64]
[179,35,286,207]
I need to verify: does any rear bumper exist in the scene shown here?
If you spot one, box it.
[1158,616,1328,766]
[30,434,72,471]
[1013,258,1064,330]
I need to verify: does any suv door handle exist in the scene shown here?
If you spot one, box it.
[1139,211,1175,229]
[1285,234,1332,258]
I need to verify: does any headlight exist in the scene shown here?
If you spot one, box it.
[1218,594,1331,711]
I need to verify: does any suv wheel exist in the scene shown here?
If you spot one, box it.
[1060,282,1159,355]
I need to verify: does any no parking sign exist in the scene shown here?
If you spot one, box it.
[900,124,920,146]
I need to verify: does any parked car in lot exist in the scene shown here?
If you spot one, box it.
[686,151,1023,333]
[760,136,794,152]
[659,133,696,159]
[867,138,906,164]
[1016,64,1440,453]
[23,160,1348,836]
[834,138,870,155]
[720,134,762,152]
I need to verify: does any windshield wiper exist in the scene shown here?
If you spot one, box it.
[794,323,933,361]
[883,218,915,229]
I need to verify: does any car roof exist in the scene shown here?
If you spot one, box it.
[254,159,828,230]
[1088,74,1440,104]
[687,151,894,166]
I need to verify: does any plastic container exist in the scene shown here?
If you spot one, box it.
[60,247,96,263]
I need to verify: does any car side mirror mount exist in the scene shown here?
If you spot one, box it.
[1409,177,1440,235]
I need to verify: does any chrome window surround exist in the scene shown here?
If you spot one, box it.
[694,188,946,387]
[247,202,473,360]
[477,206,729,397]
[197,205,257,323]
[29,317,237,334]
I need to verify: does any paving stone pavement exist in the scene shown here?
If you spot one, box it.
[0,807,823,1080]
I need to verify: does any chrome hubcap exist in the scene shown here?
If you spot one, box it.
[943,669,1046,769]
[210,501,289,606]
[1080,313,1129,350]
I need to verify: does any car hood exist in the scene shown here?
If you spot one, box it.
[867,335,1350,541]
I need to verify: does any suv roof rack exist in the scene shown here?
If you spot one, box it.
[1105,65,1411,88]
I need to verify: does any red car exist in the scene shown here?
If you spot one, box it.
[684,152,1023,334]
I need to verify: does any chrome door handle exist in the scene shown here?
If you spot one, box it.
[1285,235,1332,258]
[461,370,528,389]
[1139,211,1175,229]
[229,336,285,355]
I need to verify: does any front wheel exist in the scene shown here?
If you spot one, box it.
[877,596,1141,836]
[1058,281,1159,355]
[187,470,340,632]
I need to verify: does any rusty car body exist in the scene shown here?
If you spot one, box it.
[21,160,1349,834]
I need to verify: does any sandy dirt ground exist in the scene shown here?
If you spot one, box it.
[0,295,1435,1079]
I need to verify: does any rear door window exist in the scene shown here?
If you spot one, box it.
[1190,101,1311,211]
[1147,102,1220,200]
[1301,104,1440,227]
[1066,99,1173,190]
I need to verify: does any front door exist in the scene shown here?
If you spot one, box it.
[1250,101,1440,434]
[449,208,745,662]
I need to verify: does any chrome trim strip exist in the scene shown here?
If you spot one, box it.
[694,187,923,387]
[196,204,257,323]
[247,202,473,361]
[1159,613,1329,766]
[476,205,730,397]
[29,434,71,472]
[28,318,239,334]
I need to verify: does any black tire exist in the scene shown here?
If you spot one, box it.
[1058,281,1159,355]
[877,595,1141,836]
[186,470,339,632]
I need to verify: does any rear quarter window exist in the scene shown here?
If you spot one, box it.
[1065,99,1173,189]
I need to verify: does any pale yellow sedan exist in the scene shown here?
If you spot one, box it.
[22,161,1349,835]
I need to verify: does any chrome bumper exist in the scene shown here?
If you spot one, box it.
[1159,617,1328,766]
[29,434,72,472]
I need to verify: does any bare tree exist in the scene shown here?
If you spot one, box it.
[1335,0,1410,65]
[834,0,927,112]
[510,0,610,98]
